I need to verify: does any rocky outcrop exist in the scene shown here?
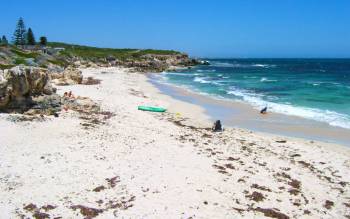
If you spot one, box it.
[1,44,202,74]
[142,54,199,67]
[0,66,56,112]
[0,70,11,108]
[51,67,83,85]
[0,65,102,119]
[57,53,201,72]
[109,53,200,72]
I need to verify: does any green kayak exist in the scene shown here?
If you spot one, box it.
[138,106,167,112]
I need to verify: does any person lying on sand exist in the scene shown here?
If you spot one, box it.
[64,91,75,99]
[68,91,75,98]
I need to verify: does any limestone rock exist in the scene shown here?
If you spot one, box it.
[113,53,200,72]
[3,67,31,98]
[28,67,50,94]
[51,67,83,85]
[0,72,11,108]
[0,66,55,111]
[86,62,98,68]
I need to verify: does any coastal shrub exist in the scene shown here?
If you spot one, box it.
[0,64,15,70]
[47,42,182,61]
[11,48,39,58]
[14,57,26,65]
[47,59,68,67]
[39,64,48,68]
[139,49,180,55]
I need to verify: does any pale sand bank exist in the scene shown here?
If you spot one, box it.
[1,67,350,218]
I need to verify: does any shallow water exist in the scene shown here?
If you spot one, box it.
[156,59,350,129]
[149,75,350,146]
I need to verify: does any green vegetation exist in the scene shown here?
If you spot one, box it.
[2,17,187,71]
[10,48,39,58]
[11,18,39,47]
[0,41,186,70]
[47,58,68,67]
[138,49,181,55]
[39,64,48,68]
[1,36,8,45]
[48,42,181,61]
[14,57,26,65]
[13,17,27,46]
[0,64,15,70]
[3,17,184,69]
[40,36,47,46]
[27,28,36,45]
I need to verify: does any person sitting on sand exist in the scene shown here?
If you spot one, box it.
[260,106,268,114]
[68,91,75,99]
[212,120,223,132]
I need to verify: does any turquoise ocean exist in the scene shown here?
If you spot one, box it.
[155,59,350,129]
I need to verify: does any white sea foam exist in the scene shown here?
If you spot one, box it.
[244,76,257,79]
[306,81,343,87]
[211,62,236,67]
[226,87,350,129]
[193,77,223,86]
[152,73,168,82]
[212,81,223,86]
[193,77,211,84]
[196,69,216,73]
[253,64,266,67]
[163,72,193,77]
[211,62,276,69]
[260,77,277,82]
[160,70,350,129]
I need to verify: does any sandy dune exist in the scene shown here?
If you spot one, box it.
[1,67,349,218]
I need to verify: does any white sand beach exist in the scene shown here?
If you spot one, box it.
[1,67,350,218]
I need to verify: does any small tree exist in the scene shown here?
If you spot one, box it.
[1,36,8,45]
[0,36,2,45]
[13,17,27,46]
[26,28,36,45]
[39,36,47,46]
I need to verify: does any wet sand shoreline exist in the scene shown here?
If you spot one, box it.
[148,74,350,146]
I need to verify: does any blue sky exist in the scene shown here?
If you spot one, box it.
[1,0,349,58]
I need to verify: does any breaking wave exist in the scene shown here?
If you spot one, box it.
[226,87,350,129]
